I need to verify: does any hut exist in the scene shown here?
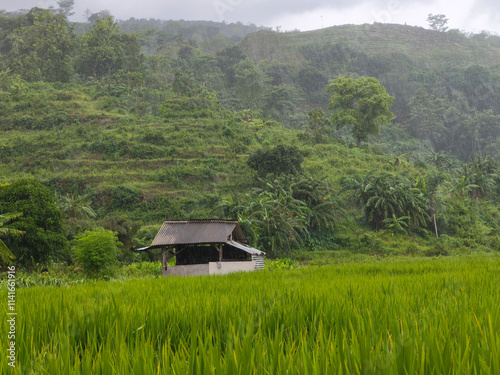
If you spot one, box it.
[134,220,265,276]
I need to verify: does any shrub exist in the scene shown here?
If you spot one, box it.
[424,241,450,257]
[247,145,303,177]
[110,186,141,210]
[73,227,120,278]
[265,258,299,271]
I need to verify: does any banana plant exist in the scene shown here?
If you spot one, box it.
[0,212,25,265]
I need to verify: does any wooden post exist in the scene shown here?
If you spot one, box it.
[162,247,167,277]
[215,244,223,268]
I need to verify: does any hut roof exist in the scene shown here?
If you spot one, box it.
[136,220,265,255]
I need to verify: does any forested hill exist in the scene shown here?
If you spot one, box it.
[242,23,500,67]
[0,8,499,268]
[234,24,500,161]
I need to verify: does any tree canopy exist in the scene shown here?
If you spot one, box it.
[326,76,395,147]
[8,9,73,82]
[76,17,141,79]
[0,179,67,264]
[427,14,449,32]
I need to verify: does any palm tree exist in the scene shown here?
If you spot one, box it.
[342,171,430,231]
[417,173,444,238]
[396,180,430,233]
[57,193,96,219]
[340,169,379,208]
[254,178,310,256]
[383,214,411,234]
[291,176,343,231]
[468,155,498,199]
[362,173,402,229]
[0,212,25,265]
[450,174,478,198]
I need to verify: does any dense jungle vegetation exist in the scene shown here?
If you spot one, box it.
[0,6,499,277]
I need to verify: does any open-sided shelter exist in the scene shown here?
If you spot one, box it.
[134,220,265,276]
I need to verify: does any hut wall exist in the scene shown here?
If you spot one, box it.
[209,261,256,275]
[165,264,209,276]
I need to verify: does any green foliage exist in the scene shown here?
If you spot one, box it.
[247,145,303,177]
[424,241,450,257]
[291,176,343,232]
[8,9,74,82]
[265,257,299,270]
[0,15,500,260]
[383,214,411,234]
[356,232,386,254]
[232,57,267,108]
[0,179,67,265]
[0,212,24,266]
[160,70,231,120]
[218,180,308,257]
[115,261,162,279]
[76,17,141,79]
[341,170,429,231]
[303,108,331,144]
[99,214,141,253]
[73,227,119,277]
[326,76,395,148]
[110,185,141,210]
[57,192,96,220]
[297,65,328,98]
[217,175,341,257]
[261,84,302,125]
[427,13,449,32]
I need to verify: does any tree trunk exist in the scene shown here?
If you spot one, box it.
[433,213,439,239]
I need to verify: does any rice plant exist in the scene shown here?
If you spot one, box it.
[2,255,499,374]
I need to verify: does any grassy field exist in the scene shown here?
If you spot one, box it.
[2,255,500,374]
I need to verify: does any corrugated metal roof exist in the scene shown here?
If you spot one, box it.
[150,220,246,246]
[227,240,265,256]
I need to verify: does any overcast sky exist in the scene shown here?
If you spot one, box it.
[3,0,500,34]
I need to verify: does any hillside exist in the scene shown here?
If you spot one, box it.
[239,23,500,67]
[234,24,500,162]
[0,10,499,268]
[0,79,396,216]
[1,77,499,261]
[287,24,500,67]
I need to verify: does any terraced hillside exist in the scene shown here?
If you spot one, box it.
[241,23,500,68]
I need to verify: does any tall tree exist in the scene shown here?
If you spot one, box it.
[427,14,449,32]
[233,57,267,109]
[454,110,500,161]
[216,45,245,85]
[8,8,74,82]
[56,0,75,18]
[76,17,140,79]
[304,108,331,144]
[261,84,301,125]
[326,76,395,147]
[408,89,444,157]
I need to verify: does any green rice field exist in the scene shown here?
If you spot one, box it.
[2,255,500,374]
